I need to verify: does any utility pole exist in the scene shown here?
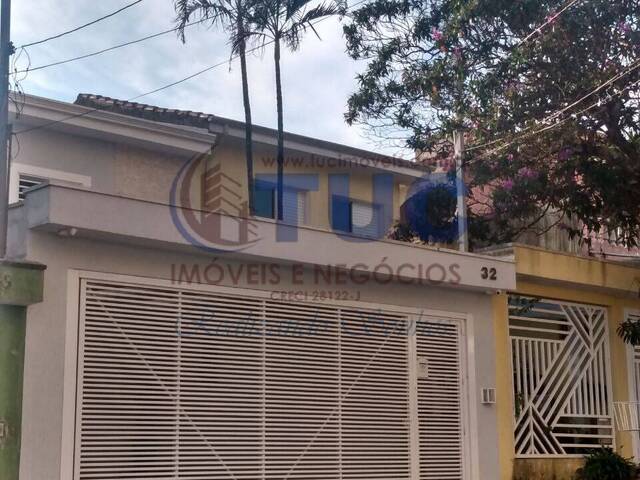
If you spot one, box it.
[454,130,468,252]
[0,0,11,258]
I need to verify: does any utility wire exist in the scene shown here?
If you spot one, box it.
[466,59,640,155]
[515,0,582,47]
[17,0,578,75]
[13,17,210,74]
[466,75,640,166]
[14,0,368,136]
[19,0,144,48]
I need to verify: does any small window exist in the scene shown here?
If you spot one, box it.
[331,196,380,238]
[254,183,307,225]
[254,182,275,219]
[282,189,307,225]
[351,201,380,238]
[18,174,45,200]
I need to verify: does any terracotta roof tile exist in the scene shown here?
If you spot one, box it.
[75,94,215,129]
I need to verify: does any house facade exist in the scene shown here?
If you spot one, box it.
[9,94,518,480]
[7,93,640,480]
[484,245,640,479]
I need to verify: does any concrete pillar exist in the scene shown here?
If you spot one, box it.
[0,261,45,480]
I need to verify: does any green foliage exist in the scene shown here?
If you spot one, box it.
[424,183,457,230]
[249,0,347,49]
[174,0,252,52]
[576,448,636,480]
[344,0,640,246]
[617,318,640,346]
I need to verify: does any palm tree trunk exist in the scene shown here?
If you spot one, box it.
[274,33,284,221]
[237,15,254,215]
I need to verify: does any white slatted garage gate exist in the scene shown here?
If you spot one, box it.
[73,277,468,480]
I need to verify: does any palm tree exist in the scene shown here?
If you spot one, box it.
[250,0,346,220]
[175,0,257,215]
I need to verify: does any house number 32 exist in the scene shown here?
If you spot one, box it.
[481,267,498,281]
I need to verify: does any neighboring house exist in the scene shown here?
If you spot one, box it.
[481,244,640,480]
[9,94,516,480]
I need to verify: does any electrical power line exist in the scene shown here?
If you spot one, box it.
[515,0,583,47]
[13,17,210,75]
[546,58,640,123]
[466,59,640,155]
[19,0,144,49]
[14,0,368,136]
[464,77,640,170]
[18,0,579,76]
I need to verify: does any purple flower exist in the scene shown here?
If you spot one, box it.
[558,147,573,161]
[507,153,515,161]
[502,179,515,191]
[621,22,632,34]
[518,167,538,179]
[453,46,463,59]
[505,81,521,95]
[432,27,444,42]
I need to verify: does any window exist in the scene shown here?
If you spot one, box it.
[254,182,275,219]
[282,188,307,225]
[10,163,92,203]
[18,174,46,200]
[351,200,380,238]
[331,196,380,238]
[254,182,307,225]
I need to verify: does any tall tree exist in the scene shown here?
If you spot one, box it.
[250,0,346,220]
[175,0,257,214]
[344,0,640,247]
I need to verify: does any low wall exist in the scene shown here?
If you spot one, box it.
[513,458,585,480]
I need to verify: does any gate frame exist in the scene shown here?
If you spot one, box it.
[624,309,640,461]
[59,269,480,480]
[507,295,616,458]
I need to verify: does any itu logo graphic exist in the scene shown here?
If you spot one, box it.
[401,172,463,243]
[169,152,466,253]
[170,150,260,253]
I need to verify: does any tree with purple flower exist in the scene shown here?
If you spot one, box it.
[344,0,640,248]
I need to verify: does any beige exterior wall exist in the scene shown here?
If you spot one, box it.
[14,126,412,234]
[12,128,118,193]
[214,137,411,229]
[12,123,194,206]
[113,143,187,204]
[16,229,502,480]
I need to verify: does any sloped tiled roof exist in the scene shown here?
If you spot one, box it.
[74,93,429,174]
[75,94,214,129]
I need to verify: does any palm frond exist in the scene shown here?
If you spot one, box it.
[174,0,237,43]
[281,0,345,48]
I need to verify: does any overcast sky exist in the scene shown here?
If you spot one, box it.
[11,0,406,155]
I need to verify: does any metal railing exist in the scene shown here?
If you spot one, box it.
[614,401,640,432]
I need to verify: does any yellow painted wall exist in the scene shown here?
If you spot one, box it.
[495,245,640,479]
[213,137,412,230]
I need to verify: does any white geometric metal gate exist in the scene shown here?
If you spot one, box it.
[509,296,613,456]
[74,278,467,480]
